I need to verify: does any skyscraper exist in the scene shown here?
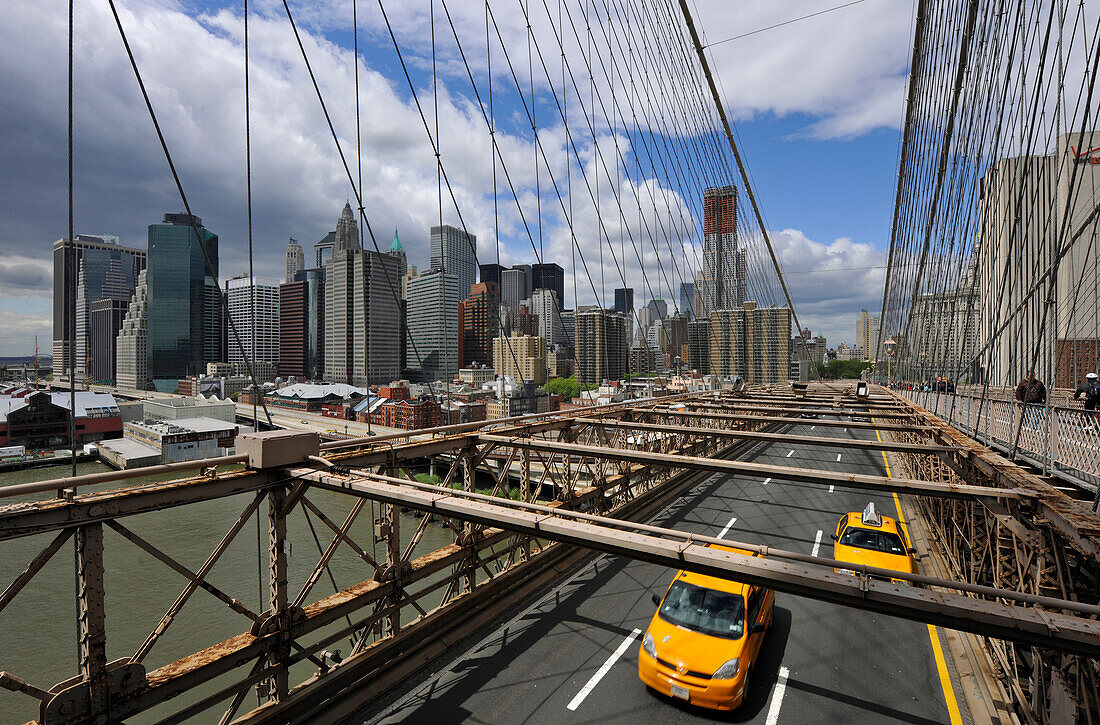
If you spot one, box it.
[709,302,791,383]
[856,309,882,361]
[146,213,223,384]
[285,239,304,283]
[459,281,499,367]
[431,224,477,302]
[479,263,506,287]
[532,262,565,310]
[387,228,408,278]
[52,234,145,380]
[525,288,562,347]
[700,186,746,314]
[575,307,629,385]
[314,232,336,268]
[614,287,634,315]
[279,268,325,380]
[116,270,150,390]
[324,204,401,385]
[501,268,529,315]
[226,276,281,371]
[679,282,696,319]
[406,268,462,383]
[90,298,129,383]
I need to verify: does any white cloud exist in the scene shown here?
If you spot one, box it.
[771,228,886,344]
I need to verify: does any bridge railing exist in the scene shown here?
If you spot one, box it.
[898,389,1100,494]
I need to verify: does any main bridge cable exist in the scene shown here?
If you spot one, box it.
[675,0,816,376]
[105,0,274,429]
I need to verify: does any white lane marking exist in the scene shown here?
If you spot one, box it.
[786,450,794,458]
[566,628,642,711]
[811,529,823,557]
[836,453,842,462]
[718,516,738,538]
[765,665,791,725]
[763,477,771,485]
[810,425,815,430]
[829,485,834,493]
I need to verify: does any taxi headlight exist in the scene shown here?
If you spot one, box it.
[712,657,740,680]
[642,631,657,658]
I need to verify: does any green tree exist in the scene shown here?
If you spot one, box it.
[815,360,872,380]
[543,375,596,399]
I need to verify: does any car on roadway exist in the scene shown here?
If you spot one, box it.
[831,502,918,582]
[638,545,774,711]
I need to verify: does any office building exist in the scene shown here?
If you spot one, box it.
[314,232,336,268]
[225,276,280,372]
[90,298,128,383]
[147,213,223,385]
[700,186,746,314]
[493,332,547,385]
[661,313,690,370]
[501,267,529,315]
[280,269,324,380]
[856,309,881,361]
[53,234,145,380]
[977,132,1100,388]
[907,273,978,381]
[525,288,562,347]
[709,302,791,383]
[460,281,499,367]
[560,309,576,351]
[325,208,402,385]
[431,224,477,301]
[646,297,668,320]
[614,287,634,315]
[480,263,506,287]
[387,228,408,278]
[116,270,150,390]
[285,238,304,283]
[532,262,565,310]
[680,282,696,319]
[688,319,711,374]
[575,307,629,385]
[406,268,462,383]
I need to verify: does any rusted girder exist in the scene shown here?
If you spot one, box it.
[645,408,933,432]
[304,469,1100,658]
[477,434,1023,500]
[584,419,960,455]
[680,400,915,419]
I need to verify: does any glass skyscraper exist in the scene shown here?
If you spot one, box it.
[147,213,223,384]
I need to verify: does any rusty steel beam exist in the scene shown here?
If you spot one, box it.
[645,407,934,432]
[584,419,960,455]
[302,469,1100,657]
[680,400,915,419]
[477,434,1026,500]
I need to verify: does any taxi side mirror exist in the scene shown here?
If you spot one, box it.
[908,547,917,554]
[651,593,661,606]
[750,623,766,635]
[830,534,838,542]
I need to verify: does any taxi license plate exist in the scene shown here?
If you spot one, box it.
[670,684,690,701]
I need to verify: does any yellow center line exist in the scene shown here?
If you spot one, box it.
[874,418,963,725]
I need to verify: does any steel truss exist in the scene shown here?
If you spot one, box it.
[0,384,1096,724]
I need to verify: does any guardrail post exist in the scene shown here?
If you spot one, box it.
[76,522,111,723]
[461,448,476,595]
[384,501,400,635]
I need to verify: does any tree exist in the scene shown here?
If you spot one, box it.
[543,375,596,399]
[815,360,872,380]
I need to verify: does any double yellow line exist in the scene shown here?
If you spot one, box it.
[874,420,963,725]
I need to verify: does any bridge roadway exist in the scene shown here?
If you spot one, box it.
[367,420,969,725]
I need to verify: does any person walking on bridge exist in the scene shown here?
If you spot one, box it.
[1015,371,1047,405]
[1074,372,1100,411]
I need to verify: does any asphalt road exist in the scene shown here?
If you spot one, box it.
[368,421,969,725]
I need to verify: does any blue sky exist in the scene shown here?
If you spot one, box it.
[0,0,913,354]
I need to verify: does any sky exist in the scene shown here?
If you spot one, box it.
[0,0,916,356]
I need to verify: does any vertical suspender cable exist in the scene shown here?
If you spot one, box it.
[676,0,815,376]
[68,0,77,478]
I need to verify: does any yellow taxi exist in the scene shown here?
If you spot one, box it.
[638,545,774,711]
[831,502,918,581]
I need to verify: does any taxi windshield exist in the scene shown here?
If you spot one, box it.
[658,581,745,639]
[839,527,906,555]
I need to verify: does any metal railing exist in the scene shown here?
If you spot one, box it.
[899,389,1100,496]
